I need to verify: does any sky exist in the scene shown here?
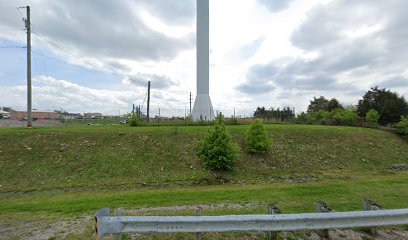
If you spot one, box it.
[0,0,407,117]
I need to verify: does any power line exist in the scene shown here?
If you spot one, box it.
[31,29,128,81]
[0,46,25,48]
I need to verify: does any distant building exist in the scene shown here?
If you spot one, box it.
[83,112,103,118]
[9,110,58,120]
[60,113,81,120]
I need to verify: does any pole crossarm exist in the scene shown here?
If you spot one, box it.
[95,208,408,239]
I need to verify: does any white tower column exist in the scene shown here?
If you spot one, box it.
[192,0,214,121]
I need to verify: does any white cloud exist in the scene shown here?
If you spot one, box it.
[1,0,407,116]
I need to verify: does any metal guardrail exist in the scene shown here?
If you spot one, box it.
[95,208,408,239]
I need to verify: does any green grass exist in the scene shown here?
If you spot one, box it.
[0,124,407,192]
[1,174,407,216]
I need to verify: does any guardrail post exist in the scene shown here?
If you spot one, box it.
[114,208,124,240]
[266,204,281,240]
[363,200,382,236]
[195,207,202,240]
[316,201,331,239]
[95,208,110,240]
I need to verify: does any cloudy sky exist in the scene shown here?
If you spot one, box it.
[0,0,407,116]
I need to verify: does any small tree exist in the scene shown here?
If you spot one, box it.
[332,108,359,126]
[197,113,238,170]
[129,115,141,126]
[245,119,272,153]
[365,109,380,126]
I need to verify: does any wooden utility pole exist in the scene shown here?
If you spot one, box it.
[189,92,192,115]
[147,81,150,122]
[24,6,32,127]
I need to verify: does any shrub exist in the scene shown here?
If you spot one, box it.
[332,108,359,126]
[308,110,331,125]
[245,119,272,153]
[395,116,408,135]
[197,114,238,170]
[129,116,141,126]
[295,112,309,124]
[365,109,380,127]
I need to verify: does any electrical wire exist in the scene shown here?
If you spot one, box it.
[0,46,25,48]
[31,30,127,81]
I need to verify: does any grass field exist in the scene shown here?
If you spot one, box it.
[0,124,407,239]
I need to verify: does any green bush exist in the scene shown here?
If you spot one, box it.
[245,119,272,153]
[305,110,331,125]
[129,116,141,126]
[395,116,408,135]
[197,114,238,170]
[365,109,380,126]
[332,108,359,126]
[295,112,309,124]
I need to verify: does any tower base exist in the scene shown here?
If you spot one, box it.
[192,94,215,121]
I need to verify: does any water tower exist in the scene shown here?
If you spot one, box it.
[192,0,215,121]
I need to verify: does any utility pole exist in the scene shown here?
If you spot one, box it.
[189,92,192,115]
[23,6,32,127]
[157,106,160,125]
[147,81,150,122]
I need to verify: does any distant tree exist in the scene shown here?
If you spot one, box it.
[2,107,14,112]
[327,98,343,112]
[365,109,380,126]
[295,112,308,124]
[54,109,68,115]
[197,113,238,171]
[307,96,342,113]
[357,87,408,124]
[254,107,267,118]
[254,106,294,122]
[307,96,329,113]
[245,119,271,153]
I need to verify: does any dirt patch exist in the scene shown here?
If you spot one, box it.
[0,216,92,240]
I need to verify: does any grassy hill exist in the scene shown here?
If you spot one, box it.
[1,124,408,239]
[1,124,407,192]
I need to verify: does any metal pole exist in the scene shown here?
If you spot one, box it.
[25,6,32,127]
[147,81,150,122]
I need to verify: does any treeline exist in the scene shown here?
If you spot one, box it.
[254,87,408,129]
[254,106,295,122]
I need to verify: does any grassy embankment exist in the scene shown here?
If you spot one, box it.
[0,124,407,238]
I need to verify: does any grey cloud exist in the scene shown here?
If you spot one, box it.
[379,77,408,88]
[236,64,277,94]
[236,82,275,95]
[127,73,177,89]
[257,0,295,13]
[140,0,195,25]
[106,61,132,73]
[0,0,195,62]
[238,0,408,95]
[238,56,358,95]
[290,0,386,51]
